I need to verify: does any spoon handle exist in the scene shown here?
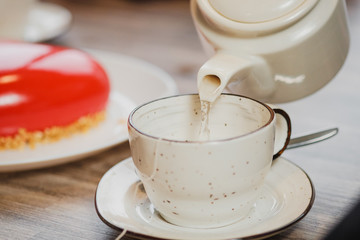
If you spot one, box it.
[287,128,339,149]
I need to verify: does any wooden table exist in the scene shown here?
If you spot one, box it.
[1,0,359,239]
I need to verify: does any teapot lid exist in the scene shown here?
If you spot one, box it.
[197,0,319,36]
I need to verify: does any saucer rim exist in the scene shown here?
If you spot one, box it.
[95,158,315,240]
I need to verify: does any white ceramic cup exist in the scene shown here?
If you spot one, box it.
[128,94,291,228]
[0,0,36,40]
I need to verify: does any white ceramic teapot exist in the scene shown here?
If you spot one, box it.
[191,0,350,103]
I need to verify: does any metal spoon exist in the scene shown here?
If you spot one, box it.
[287,127,339,149]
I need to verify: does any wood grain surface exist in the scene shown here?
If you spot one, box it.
[1,0,359,239]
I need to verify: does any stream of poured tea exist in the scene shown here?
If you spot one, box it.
[199,100,211,141]
[198,75,223,141]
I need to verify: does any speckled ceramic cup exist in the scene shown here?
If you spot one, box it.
[128,94,291,228]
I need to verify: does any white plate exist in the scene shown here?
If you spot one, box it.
[0,50,178,172]
[95,157,315,240]
[24,2,72,42]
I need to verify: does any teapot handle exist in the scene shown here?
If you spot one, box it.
[197,51,275,103]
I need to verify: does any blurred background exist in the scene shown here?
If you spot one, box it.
[35,0,207,94]
[1,0,359,239]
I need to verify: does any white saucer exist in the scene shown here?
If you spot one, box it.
[95,157,315,240]
[0,50,177,172]
[24,2,72,42]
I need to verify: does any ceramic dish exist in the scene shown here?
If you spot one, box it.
[95,157,315,240]
[0,50,178,172]
[24,1,72,42]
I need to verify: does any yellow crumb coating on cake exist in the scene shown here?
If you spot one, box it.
[0,111,106,150]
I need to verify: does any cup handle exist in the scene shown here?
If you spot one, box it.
[273,109,292,160]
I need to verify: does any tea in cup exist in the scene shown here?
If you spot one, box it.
[128,94,291,228]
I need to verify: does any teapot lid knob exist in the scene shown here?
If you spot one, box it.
[197,0,319,36]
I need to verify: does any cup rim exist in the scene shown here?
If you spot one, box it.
[128,93,275,143]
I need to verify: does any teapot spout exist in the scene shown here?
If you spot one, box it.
[197,74,223,103]
[197,52,275,103]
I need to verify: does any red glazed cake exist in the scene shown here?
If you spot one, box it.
[0,41,110,149]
